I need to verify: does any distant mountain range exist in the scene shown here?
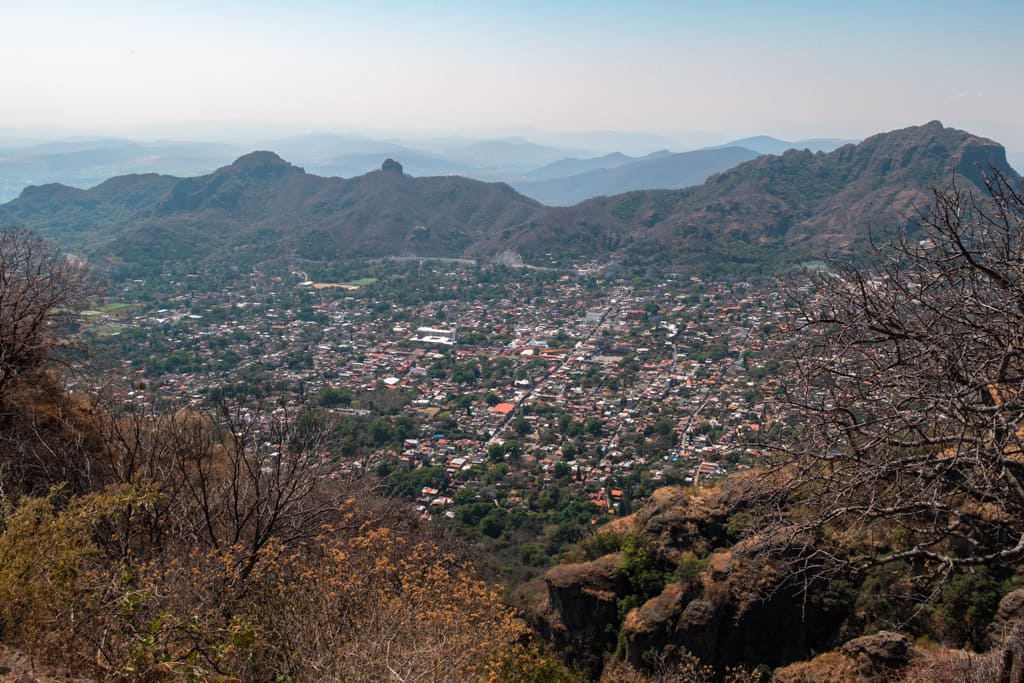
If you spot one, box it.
[524,152,669,181]
[509,147,761,206]
[0,132,854,205]
[703,135,852,155]
[0,133,591,203]
[504,136,854,205]
[500,122,1016,266]
[0,138,241,204]
[0,154,541,275]
[1,122,1015,276]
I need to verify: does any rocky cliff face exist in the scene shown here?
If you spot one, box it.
[600,485,729,561]
[620,544,848,672]
[540,553,628,676]
[536,483,851,677]
[538,478,1024,681]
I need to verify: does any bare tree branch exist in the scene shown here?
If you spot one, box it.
[754,168,1024,584]
[0,228,96,398]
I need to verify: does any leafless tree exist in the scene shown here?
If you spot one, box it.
[94,400,344,581]
[0,229,100,498]
[170,405,337,577]
[0,228,94,398]
[756,168,1024,584]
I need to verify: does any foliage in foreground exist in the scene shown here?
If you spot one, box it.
[751,170,1024,596]
[0,480,578,681]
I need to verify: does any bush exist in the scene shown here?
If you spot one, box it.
[929,568,1006,649]
[616,534,668,620]
[0,486,532,681]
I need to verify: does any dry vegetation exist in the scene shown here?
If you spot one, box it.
[0,481,542,681]
[0,229,579,681]
[0,396,582,681]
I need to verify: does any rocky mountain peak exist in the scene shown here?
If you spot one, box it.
[225,151,305,178]
[381,158,404,175]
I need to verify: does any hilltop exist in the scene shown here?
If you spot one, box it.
[0,122,1016,276]
[502,121,1018,266]
[0,154,541,274]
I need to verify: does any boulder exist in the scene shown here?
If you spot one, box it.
[775,631,914,682]
[840,631,912,668]
[621,582,694,662]
[989,588,1024,648]
[674,598,723,663]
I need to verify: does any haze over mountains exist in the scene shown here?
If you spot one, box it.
[0,131,858,206]
[508,147,762,206]
[1,122,1015,277]
[0,138,241,206]
[515,122,1018,265]
[704,135,853,155]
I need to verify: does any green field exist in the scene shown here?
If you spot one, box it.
[797,260,831,273]
[97,302,134,313]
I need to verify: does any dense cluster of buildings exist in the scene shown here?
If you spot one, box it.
[80,264,789,520]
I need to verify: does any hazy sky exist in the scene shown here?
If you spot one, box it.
[4,0,1023,149]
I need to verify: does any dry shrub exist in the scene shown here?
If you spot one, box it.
[0,484,161,661]
[902,623,1024,683]
[0,376,110,499]
[601,650,759,683]
[0,485,567,682]
[900,647,998,683]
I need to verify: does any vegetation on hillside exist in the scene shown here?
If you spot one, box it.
[2,123,1016,278]
[0,229,578,681]
[750,169,1024,597]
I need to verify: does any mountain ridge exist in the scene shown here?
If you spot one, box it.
[491,121,1017,266]
[1,122,1015,275]
[510,146,760,206]
[704,135,853,155]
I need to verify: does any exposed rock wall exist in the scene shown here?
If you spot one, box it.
[539,484,850,677]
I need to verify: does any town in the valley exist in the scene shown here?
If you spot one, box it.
[75,258,789,574]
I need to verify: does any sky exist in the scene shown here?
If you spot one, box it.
[3,0,1023,151]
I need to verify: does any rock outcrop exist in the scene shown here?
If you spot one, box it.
[840,631,913,669]
[620,581,697,663]
[989,587,1024,648]
[627,548,843,670]
[538,484,851,677]
[381,158,404,174]
[602,485,735,564]
[772,631,914,682]
[540,552,628,677]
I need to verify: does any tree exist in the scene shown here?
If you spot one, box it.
[316,385,353,407]
[0,229,94,397]
[0,230,98,498]
[92,400,341,584]
[758,170,1024,583]
[513,416,533,436]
